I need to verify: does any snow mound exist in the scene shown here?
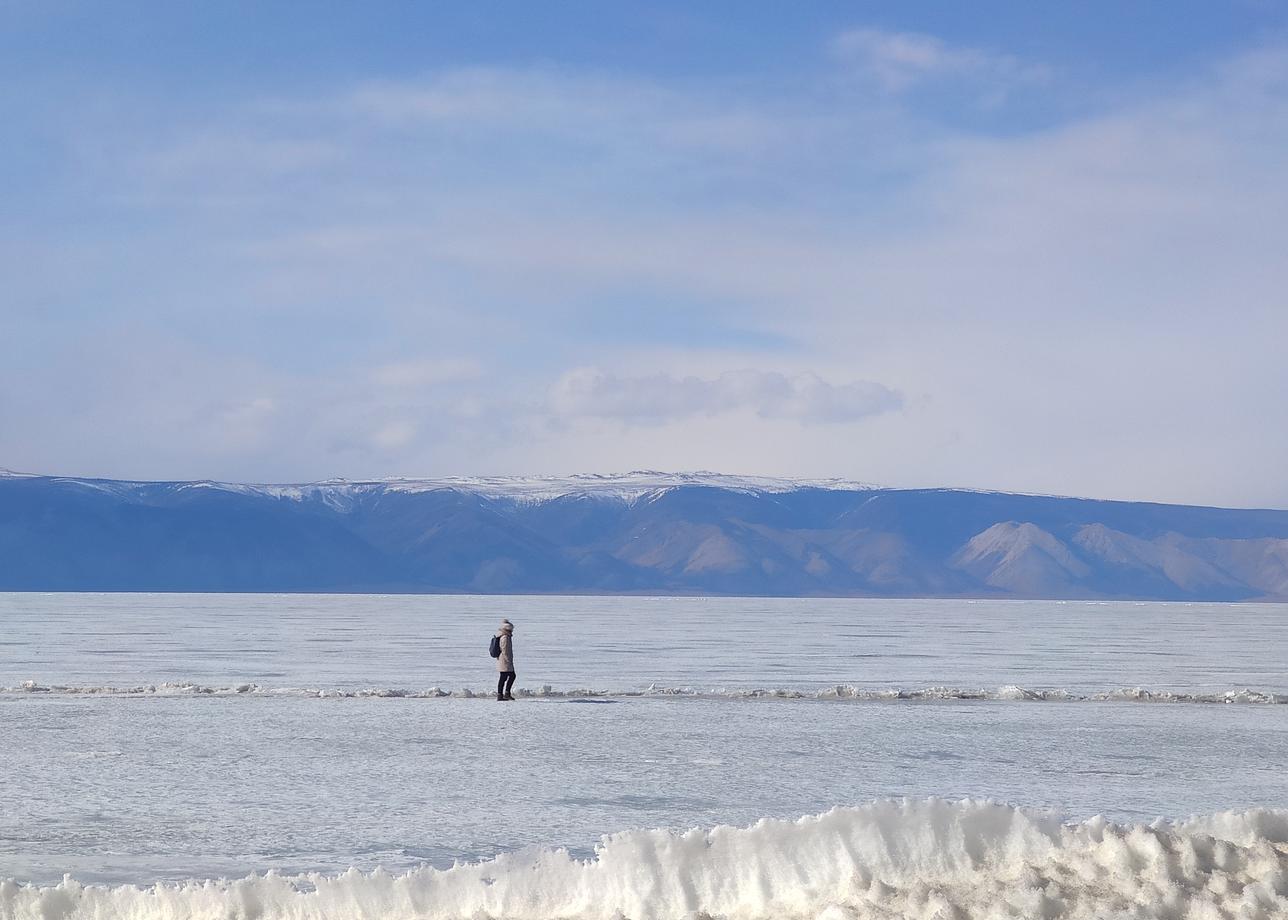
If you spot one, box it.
[2,800,1286,920]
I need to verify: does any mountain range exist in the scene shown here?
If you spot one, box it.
[2,470,1287,600]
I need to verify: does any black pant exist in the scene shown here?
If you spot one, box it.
[497,671,516,697]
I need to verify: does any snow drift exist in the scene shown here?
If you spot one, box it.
[3,800,1287,920]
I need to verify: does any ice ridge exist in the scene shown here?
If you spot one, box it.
[6,680,1285,704]
[2,800,1286,920]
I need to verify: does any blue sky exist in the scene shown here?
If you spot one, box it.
[3,2,1288,506]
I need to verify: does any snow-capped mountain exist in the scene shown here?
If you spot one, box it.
[2,470,1287,599]
[0,469,874,503]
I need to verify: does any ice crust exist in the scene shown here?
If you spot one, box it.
[7,680,1285,704]
[2,801,1286,920]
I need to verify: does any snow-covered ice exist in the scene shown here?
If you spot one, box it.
[1,593,1286,918]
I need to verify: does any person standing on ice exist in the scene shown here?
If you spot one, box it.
[494,619,516,701]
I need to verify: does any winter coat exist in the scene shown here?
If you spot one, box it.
[496,629,514,672]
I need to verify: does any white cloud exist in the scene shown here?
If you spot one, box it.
[832,27,1049,93]
[548,369,902,425]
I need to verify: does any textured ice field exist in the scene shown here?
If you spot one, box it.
[5,593,1288,697]
[1,593,1287,919]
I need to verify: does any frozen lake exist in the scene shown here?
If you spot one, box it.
[2,593,1287,918]
[5,593,1288,697]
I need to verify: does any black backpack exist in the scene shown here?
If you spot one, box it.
[489,635,502,658]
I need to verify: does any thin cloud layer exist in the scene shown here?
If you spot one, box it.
[831,27,1049,93]
[2,14,1287,505]
[549,369,902,425]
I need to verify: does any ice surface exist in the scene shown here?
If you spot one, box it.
[2,801,1287,920]
[4,594,1288,695]
[2,593,1287,915]
[4,687,1287,887]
